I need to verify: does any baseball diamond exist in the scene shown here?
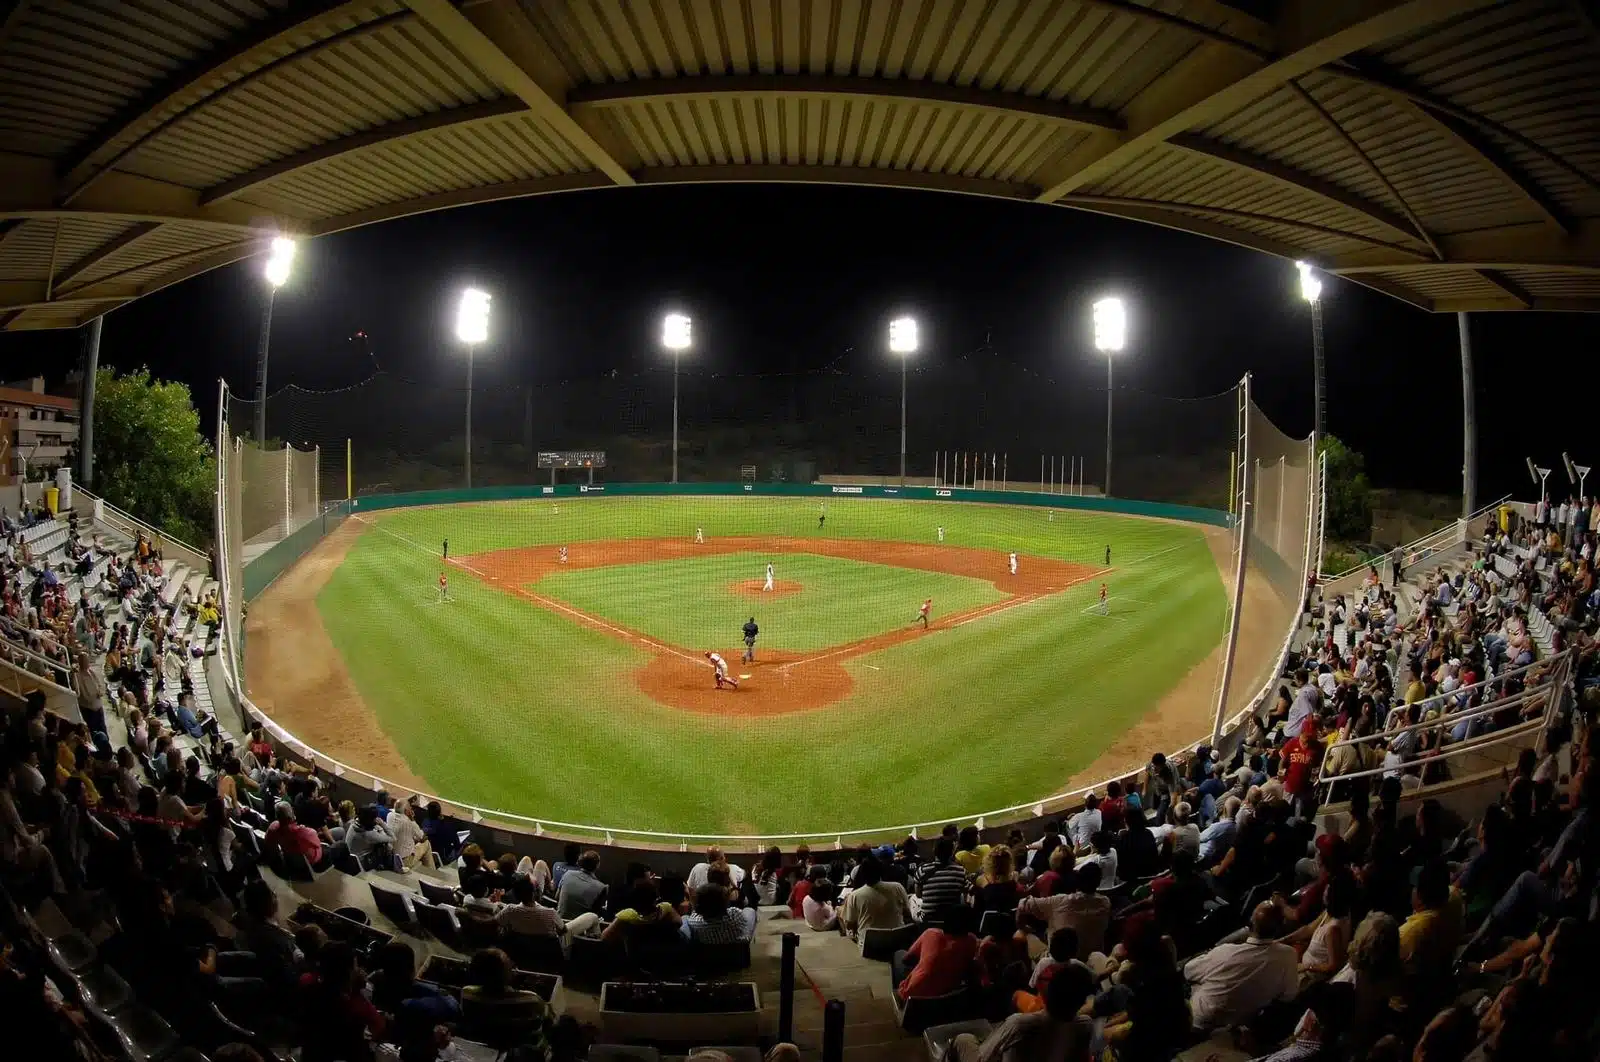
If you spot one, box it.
[242,493,1267,836]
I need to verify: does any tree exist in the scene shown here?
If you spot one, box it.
[1318,434,1373,543]
[91,367,215,545]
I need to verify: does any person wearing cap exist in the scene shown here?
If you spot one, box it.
[1279,717,1323,822]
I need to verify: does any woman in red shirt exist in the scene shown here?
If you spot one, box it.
[893,905,980,1000]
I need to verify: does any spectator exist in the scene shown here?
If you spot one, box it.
[1115,804,1161,879]
[264,801,331,870]
[1253,980,1357,1062]
[749,845,787,906]
[1068,794,1102,851]
[420,801,460,865]
[947,956,1095,1062]
[789,863,824,919]
[1287,869,1353,986]
[954,825,991,875]
[683,882,757,944]
[232,880,300,992]
[495,874,571,940]
[976,846,1022,914]
[1399,859,1464,990]
[803,878,839,931]
[687,844,745,890]
[839,856,909,938]
[1083,831,1120,891]
[386,798,432,870]
[893,904,980,1001]
[298,942,385,1062]
[459,946,552,1049]
[915,838,968,923]
[551,842,581,890]
[1199,795,1241,867]
[1143,752,1178,819]
[602,878,682,943]
[1033,844,1073,897]
[555,849,607,920]
[1183,901,1298,1033]
[1017,860,1110,959]
[343,805,393,870]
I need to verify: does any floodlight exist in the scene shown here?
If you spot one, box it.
[263,236,296,289]
[455,288,491,345]
[1564,452,1577,484]
[1527,457,1540,485]
[1092,297,1126,353]
[662,312,692,352]
[1295,260,1322,304]
[888,316,918,354]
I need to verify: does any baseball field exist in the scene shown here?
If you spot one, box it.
[244,495,1238,838]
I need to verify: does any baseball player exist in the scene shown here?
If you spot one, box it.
[695,527,705,544]
[936,525,945,543]
[1105,544,1112,566]
[917,598,932,629]
[706,650,738,689]
[742,617,759,662]
[437,571,449,602]
[558,546,568,564]
[442,539,449,559]
[1098,583,1109,615]
[763,562,775,592]
[1008,551,1018,576]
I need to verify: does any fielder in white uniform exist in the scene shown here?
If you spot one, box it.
[937,526,945,543]
[763,562,775,592]
[695,527,704,544]
[1009,551,1018,575]
[705,651,738,689]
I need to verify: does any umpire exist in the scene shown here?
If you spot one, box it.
[742,617,759,663]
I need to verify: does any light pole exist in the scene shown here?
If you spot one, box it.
[888,316,918,485]
[1092,297,1126,498]
[254,236,296,444]
[662,312,691,483]
[455,288,490,489]
[1296,261,1325,441]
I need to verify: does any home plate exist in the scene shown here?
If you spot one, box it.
[740,674,752,679]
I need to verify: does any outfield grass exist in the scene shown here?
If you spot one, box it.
[537,552,1005,652]
[311,496,1228,835]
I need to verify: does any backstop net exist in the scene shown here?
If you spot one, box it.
[210,360,1318,842]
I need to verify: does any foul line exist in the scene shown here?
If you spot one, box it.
[351,516,709,668]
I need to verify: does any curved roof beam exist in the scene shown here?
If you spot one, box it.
[1326,219,1600,273]
[400,0,633,186]
[568,75,1124,132]
[1033,0,1502,204]
[201,98,529,206]
[1166,134,1421,244]
[1,153,288,235]
[58,2,402,205]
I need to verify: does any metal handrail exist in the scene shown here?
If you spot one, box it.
[1320,494,1510,584]
[72,484,211,573]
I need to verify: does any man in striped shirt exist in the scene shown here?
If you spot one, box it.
[914,838,969,923]
[682,884,756,945]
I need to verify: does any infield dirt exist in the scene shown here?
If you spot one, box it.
[456,536,1101,718]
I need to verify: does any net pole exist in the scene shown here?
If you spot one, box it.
[313,445,320,520]
[281,443,291,540]
[346,438,352,501]
[1041,455,1045,493]
[1276,455,1286,554]
[1212,375,1253,746]
[1002,453,1007,492]
[1228,450,1237,520]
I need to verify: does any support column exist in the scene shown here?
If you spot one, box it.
[78,315,101,487]
[1459,312,1477,518]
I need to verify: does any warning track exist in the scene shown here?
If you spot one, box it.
[456,536,1103,717]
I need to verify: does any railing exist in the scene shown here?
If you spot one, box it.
[0,630,78,698]
[1314,650,1569,800]
[72,484,211,576]
[1320,494,1510,591]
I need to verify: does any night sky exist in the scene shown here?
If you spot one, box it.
[4,183,1596,499]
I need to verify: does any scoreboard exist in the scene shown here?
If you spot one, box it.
[538,451,606,469]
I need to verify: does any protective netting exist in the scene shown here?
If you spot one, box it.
[1220,400,1317,726]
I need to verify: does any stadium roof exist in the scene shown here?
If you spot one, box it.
[2,0,1598,331]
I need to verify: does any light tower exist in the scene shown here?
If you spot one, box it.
[888,316,918,485]
[661,312,692,483]
[455,288,491,489]
[253,236,296,444]
[1092,297,1126,498]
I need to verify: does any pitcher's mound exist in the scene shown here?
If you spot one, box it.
[731,578,803,598]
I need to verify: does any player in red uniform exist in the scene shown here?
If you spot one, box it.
[705,651,738,689]
[1098,582,1108,615]
[917,598,932,629]
[437,571,448,602]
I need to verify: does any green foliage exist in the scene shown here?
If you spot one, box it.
[92,367,214,545]
[1318,434,1373,543]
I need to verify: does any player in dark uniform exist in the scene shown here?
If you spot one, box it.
[818,513,826,530]
[1105,544,1111,566]
[742,617,759,663]
[443,539,449,559]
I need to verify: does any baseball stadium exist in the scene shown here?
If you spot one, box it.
[4,2,1594,1060]
[222,376,1316,845]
